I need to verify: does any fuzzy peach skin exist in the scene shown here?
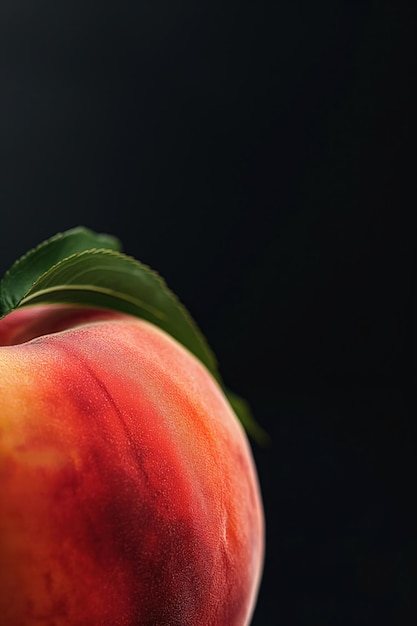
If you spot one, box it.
[0,305,264,626]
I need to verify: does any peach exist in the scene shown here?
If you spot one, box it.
[0,304,264,625]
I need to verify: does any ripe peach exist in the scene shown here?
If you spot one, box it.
[0,304,264,625]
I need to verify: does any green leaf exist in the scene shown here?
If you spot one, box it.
[0,226,267,441]
[0,227,120,315]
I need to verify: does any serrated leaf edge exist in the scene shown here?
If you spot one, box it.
[0,227,121,313]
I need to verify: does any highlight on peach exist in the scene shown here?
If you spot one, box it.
[0,227,264,625]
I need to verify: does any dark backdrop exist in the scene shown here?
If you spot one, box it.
[1,2,415,624]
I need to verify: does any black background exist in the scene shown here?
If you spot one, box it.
[1,2,415,624]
